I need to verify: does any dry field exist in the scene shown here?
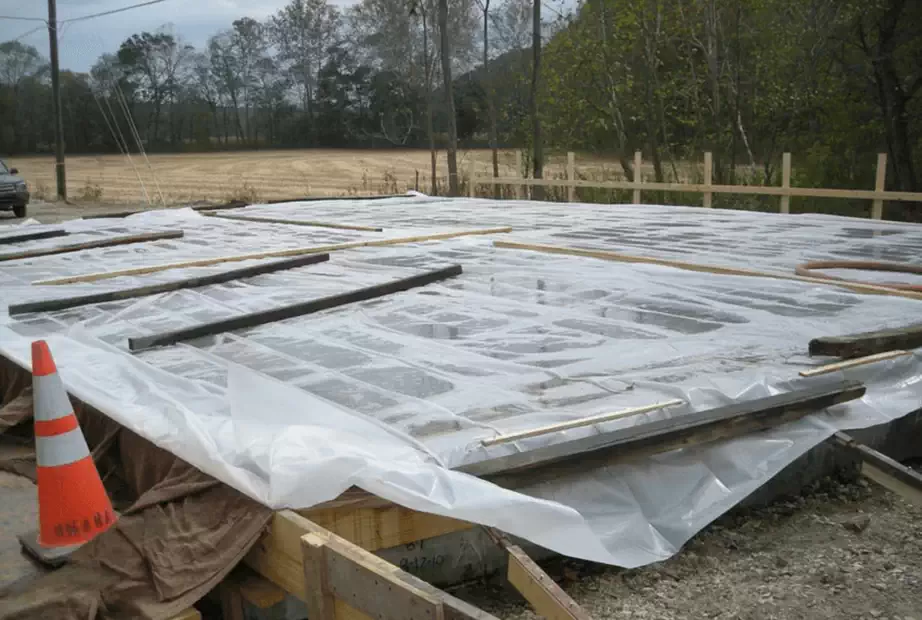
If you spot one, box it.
[11,149,628,206]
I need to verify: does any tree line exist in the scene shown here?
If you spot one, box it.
[0,0,919,199]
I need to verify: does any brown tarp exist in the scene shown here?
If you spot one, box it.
[0,357,273,620]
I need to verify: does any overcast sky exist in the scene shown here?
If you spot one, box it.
[0,0,358,73]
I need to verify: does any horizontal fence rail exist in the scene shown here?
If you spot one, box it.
[467,151,922,219]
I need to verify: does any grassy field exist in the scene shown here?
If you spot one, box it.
[12,149,622,205]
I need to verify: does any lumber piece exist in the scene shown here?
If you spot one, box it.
[246,510,498,620]
[493,240,922,302]
[833,433,922,507]
[462,380,866,481]
[482,398,684,446]
[809,324,922,359]
[12,253,330,315]
[168,609,201,620]
[128,264,463,351]
[0,229,68,244]
[798,350,911,377]
[484,528,592,620]
[301,501,472,551]
[204,212,383,232]
[0,230,184,263]
[34,227,510,285]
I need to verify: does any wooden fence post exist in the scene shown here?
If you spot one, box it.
[872,153,887,220]
[468,158,476,198]
[515,150,524,200]
[780,152,791,214]
[633,151,642,204]
[703,152,713,208]
[567,152,576,202]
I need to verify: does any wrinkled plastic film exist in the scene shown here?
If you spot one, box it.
[1,198,922,568]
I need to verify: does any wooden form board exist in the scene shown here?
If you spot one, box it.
[244,506,471,600]
[833,433,922,508]
[245,510,498,620]
[34,227,511,286]
[810,323,922,359]
[494,240,922,302]
[461,380,866,480]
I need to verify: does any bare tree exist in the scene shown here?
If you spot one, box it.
[439,0,460,195]
[530,0,543,199]
[475,0,500,189]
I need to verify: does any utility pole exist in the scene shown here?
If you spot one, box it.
[47,0,67,201]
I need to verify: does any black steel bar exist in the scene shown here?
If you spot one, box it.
[462,380,866,482]
[9,253,331,316]
[128,264,463,351]
[0,230,184,263]
[810,324,922,358]
[0,229,69,245]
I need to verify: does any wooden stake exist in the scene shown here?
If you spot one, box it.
[633,151,643,204]
[481,399,684,446]
[567,152,576,202]
[493,240,922,302]
[203,213,383,232]
[11,253,330,315]
[798,350,911,377]
[33,228,511,286]
[468,158,476,198]
[703,152,713,208]
[128,265,463,351]
[0,230,184,263]
[780,152,791,214]
[872,153,887,220]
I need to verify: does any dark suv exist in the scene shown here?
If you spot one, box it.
[0,159,29,218]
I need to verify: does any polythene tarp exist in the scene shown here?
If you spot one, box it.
[2,198,922,568]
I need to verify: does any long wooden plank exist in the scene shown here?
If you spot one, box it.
[246,510,498,620]
[11,253,331,315]
[482,398,684,447]
[484,528,591,620]
[810,324,922,358]
[494,241,922,301]
[0,229,68,244]
[128,264,463,351]
[204,212,383,232]
[34,227,510,285]
[507,547,591,620]
[461,380,866,480]
[475,176,922,202]
[798,350,911,377]
[0,230,184,263]
[833,433,922,507]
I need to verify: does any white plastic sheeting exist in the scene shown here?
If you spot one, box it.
[2,197,922,568]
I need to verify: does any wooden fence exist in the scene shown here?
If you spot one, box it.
[468,151,922,220]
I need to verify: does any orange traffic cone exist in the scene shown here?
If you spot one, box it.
[32,340,116,547]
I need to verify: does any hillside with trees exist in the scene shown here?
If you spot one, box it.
[0,0,919,197]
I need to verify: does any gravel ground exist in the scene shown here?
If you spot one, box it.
[454,475,922,620]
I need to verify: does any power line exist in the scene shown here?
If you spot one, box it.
[60,0,169,24]
[10,25,46,42]
[0,14,46,22]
